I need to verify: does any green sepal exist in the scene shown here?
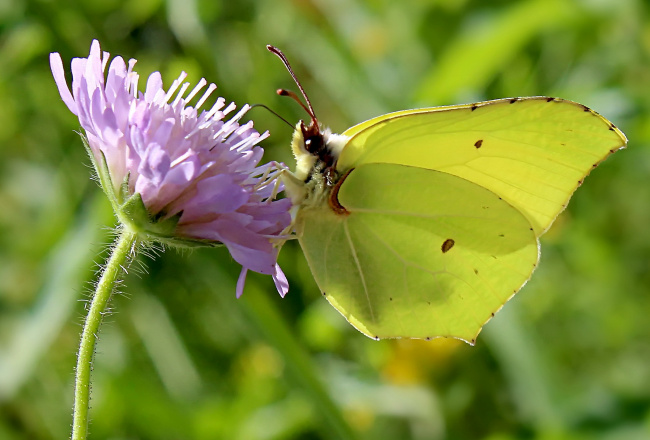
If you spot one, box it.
[157,236,224,249]
[80,134,120,210]
[117,193,221,249]
[118,193,177,237]
[118,172,132,206]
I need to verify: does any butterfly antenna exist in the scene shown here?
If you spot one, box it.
[267,45,318,123]
[276,89,314,121]
[249,103,295,129]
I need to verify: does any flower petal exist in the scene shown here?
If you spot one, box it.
[49,52,77,114]
[236,268,248,299]
[272,264,289,297]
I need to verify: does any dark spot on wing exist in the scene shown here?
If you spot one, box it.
[581,104,590,112]
[509,98,518,103]
[474,268,479,275]
[425,337,432,341]
[546,97,555,102]
[609,123,617,131]
[491,312,495,317]
[389,297,393,301]
[322,291,327,296]
[373,336,379,341]
[471,104,478,111]
[441,238,455,253]
[474,139,483,149]
[498,234,505,237]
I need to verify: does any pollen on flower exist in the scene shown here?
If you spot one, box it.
[50,39,292,297]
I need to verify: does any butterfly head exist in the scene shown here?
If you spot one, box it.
[300,117,324,155]
[268,45,349,182]
[290,118,348,182]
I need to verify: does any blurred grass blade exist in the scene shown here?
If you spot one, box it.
[194,260,358,440]
[0,194,112,400]
[240,285,359,440]
[415,0,578,104]
[166,0,207,47]
[482,301,563,431]
[130,292,202,401]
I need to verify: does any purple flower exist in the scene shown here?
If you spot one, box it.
[50,40,292,297]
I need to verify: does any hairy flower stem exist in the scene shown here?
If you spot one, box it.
[72,229,137,440]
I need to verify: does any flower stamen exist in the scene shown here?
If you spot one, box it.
[198,83,218,109]
[163,71,188,103]
[173,82,191,107]
[186,78,209,105]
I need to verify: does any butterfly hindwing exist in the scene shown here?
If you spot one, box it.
[298,163,538,342]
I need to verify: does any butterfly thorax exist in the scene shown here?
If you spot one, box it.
[284,121,349,212]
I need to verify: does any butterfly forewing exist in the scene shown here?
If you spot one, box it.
[337,97,626,237]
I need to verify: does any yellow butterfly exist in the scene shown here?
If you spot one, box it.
[269,46,627,343]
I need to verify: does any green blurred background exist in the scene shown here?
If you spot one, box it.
[1,0,648,438]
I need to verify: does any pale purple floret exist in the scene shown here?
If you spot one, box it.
[50,40,291,297]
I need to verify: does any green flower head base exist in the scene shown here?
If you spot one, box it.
[50,40,291,297]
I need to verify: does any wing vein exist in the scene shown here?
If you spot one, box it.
[348,209,495,220]
[343,220,376,324]
[461,164,572,208]
[355,217,417,334]
[321,217,342,289]
[357,216,443,334]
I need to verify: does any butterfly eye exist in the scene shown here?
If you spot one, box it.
[304,135,323,154]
